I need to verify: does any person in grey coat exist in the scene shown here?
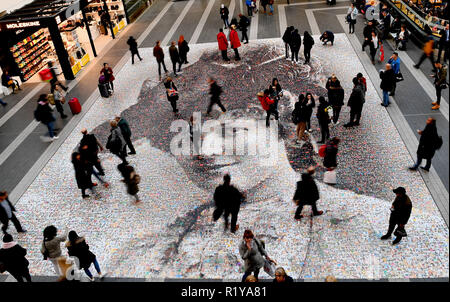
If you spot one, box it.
[115,116,136,155]
[239,229,276,282]
[40,225,67,276]
[106,120,128,164]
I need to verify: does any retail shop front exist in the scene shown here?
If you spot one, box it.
[0,0,130,83]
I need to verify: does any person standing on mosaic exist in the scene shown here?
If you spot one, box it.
[229,25,241,61]
[380,187,412,245]
[258,89,278,127]
[282,26,294,59]
[303,31,314,64]
[293,166,323,220]
[127,36,143,65]
[66,230,105,281]
[164,77,179,115]
[344,77,365,127]
[117,163,141,203]
[40,225,67,276]
[326,74,344,126]
[207,78,227,115]
[0,191,27,235]
[178,35,190,65]
[217,28,230,61]
[323,137,340,170]
[106,120,128,164]
[379,63,395,107]
[409,117,442,172]
[239,14,250,44]
[304,93,315,132]
[220,4,230,28]
[239,230,276,282]
[213,174,244,233]
[115,116,137,155]
[347,2,358,34]
[79,128,105,176]
[169,41,182,77]
[153,41,168,81]
[0,234,32,282]
[71,152,96,199]
[292,94,309,142]
[290,29,301,62]
[387,52,401,97]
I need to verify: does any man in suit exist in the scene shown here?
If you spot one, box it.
[437,23,449,63]
[0,191,27,235]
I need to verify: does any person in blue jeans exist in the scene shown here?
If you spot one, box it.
[387,52,401,96]
[0,98,7,106]
[35,94,58,140]
[268,0,274,15]
[379,63,395,107]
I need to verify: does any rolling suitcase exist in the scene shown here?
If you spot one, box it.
[69,97,81,114]
[98,83,110,98]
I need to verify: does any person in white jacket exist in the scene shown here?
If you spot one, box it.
[347,3,358,34]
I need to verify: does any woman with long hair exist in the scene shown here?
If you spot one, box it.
[41,225,67,276]
[303,31,314,64]
[304,92,315,132]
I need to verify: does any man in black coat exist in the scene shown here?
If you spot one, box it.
[35,94,58,140]
[0,191,26,235]
[220,4,230,29]
[238,14,250,44]
[293,167,323,220]
[326,75,344,125]
[282,26,294,59]
[115,116,136,155]
[207,78,226,115]
[437,23,449,63]
[213,174,245,233]
[0,234,31,282]
[362,21,375,51]
[344,77,365,127]
[381,187,412,245]
[290,29,301,62]
[323,137,340,169]
[379,63,395,107]
[409,117,441,171]
[169,41,182,76]
[79,128,105,175]
[127,36,142,64]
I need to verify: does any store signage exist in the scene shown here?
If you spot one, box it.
[5,21,40,29]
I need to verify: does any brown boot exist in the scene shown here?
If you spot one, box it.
[431,105,440,110]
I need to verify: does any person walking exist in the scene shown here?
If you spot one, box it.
[48,61,68,93]
[273,267,294,283]
[100,63,115,92]
[66,231,105,281]
[380,187,412,245]
[213,174,245,233]
[409,117,442,172]
[303,31,314,64]
[71,152,96,199]
[387,52,401,96]
[34,94,58,140]
[316,96,330,143]
[347,3,358,34]
[153,41,168,81]
[127,36,142,64]
[414,36,436,71]
[106,120,128,164]
[217,28,230,61]
[79,128,105,176]
[53,85,68,119]
[117,163,141,203]
[115,116,136,155]
[1,70,21,94]
[394,25,409,51]
[0,234,31,282]
[344,77,365,127]
[207,78,227,115]
[431,62,448,110]
[258,89,278,127]
[239,230,276,282]
[169,41,182,76]
[323,137,340,170]
[239,14,250,44]
[369,31,379,64]
[282,26,294,59]
[0,191,26,235]
[178,35,190,65]
[379,63,395,107]
[293,166,323,220]
[437,23,449,63]
[229,25,242,61]
[362,21,375,51]
[163,76,179,115]
[290,29,301,62]
[326,75,344,125]
[40,225,67,276]
[220,4,230,28]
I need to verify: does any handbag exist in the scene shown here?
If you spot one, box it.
[395,72,404,82]
[323,169,337,185]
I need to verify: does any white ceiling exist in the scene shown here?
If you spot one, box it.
[0,0,35,14]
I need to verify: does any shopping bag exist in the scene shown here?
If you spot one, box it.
[318,144,327,157]
[323,169,336,184]
[263,259,276,277]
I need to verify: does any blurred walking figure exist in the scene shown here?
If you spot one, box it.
[127,36,142,64]
[292,166,323,220]
[117,163,141,203]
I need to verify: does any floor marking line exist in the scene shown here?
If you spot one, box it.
[249,0,260,41]
[190,0,217,44]
[161,0,196,47]
[137,1,174,46]
[305,6,347,36]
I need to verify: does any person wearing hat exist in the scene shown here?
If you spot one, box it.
[380,187,412,245]
[229,25,241,61]
[0,234,31,282]
[219,4,230,29]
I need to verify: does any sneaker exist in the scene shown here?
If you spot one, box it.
[380,234,391,240]
[431,105,440,110]
[354,122,360,126]
[51,136,59,140]
[313,210,323,216]
[97,272,107,279]
[231,224,240,233]
[89,276,95,282]
[308,129,313,133]
[420,166,430,172]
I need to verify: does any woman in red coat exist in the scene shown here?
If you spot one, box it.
[257,90,278,127]
[217,28,230,61]
[229,25,241,61]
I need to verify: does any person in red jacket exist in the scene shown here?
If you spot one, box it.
[217,28,230,61]
[257,89,278,127]
[229,25,241,61]
[153,40,168,81]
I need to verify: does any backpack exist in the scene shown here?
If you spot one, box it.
[319,144,327,157]
[34,108,42,122]
[435,136,443,150]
